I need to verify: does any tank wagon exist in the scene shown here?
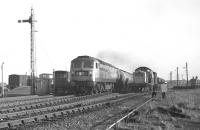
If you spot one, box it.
[36,78,51,96]
[54,70,70,96]
[8,74,30,90]
[70,56,133,95]
[130,67,157,92]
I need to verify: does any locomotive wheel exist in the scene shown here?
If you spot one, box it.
[98,84,100,93]
[98,84,102,93]
[96,84,100,93]
[91,86,96,94]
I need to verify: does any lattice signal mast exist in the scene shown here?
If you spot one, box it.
[18,8,36,95]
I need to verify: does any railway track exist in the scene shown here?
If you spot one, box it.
[0,95,52,104]
[105,98,152,130]
[0,92,111,110]
[0,93,140,129]
[0,92,115,115]
[0,95,74,109]
[0,92,118,129]
[22,93,149,130]
[88,94,152,130]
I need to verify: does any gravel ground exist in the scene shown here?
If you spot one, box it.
[117,88,200,130]
[21,94,150,130]
[19,89,200,130]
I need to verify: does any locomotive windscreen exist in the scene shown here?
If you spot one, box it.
[83,60,93,68]
[135,72,144,77]
[73,60,82,68]
[72,60,94,68]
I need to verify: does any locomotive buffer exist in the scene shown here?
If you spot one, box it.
[18,7,37,95]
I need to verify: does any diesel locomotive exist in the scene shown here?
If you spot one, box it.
[129,67,158,92]
[53,55,165,96]
[70,56,133,95]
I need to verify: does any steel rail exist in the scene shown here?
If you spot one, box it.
[0,95,72,109]
[0,93,113,114]
[0,92,111,110]
[106,98,152,130]
[0,95,53,104]
[0,93,139,129]
[0,94,118,120]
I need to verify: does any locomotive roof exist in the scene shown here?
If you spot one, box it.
[135,66,152,72]
[72,55,132,74]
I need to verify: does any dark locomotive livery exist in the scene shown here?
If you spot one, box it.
[130,67,157,92]
[70,56,133,95]
[130,67,165,92]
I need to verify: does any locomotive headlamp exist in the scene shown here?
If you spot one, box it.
[89,71,92,76]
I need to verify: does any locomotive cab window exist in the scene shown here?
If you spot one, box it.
[73,60,82,68]
[83,60,93,68]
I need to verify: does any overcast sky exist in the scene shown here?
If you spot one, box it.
[0,0,200,82]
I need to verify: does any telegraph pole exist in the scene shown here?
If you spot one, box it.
[18,8,36,95]
[53,69,55,94]
[186,62,188,87]
[1,62,4,97]
[176,67,179,87]
[170,71,172,85]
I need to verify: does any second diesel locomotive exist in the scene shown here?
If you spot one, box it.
[130,67,158,92]
[70,56,133,95]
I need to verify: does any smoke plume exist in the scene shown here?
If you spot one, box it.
[96,50,148,73]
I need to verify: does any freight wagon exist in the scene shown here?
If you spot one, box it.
[8,74,30,90]
[54,70,70,96]
[36,78,51,96]
[39,73,54,94]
